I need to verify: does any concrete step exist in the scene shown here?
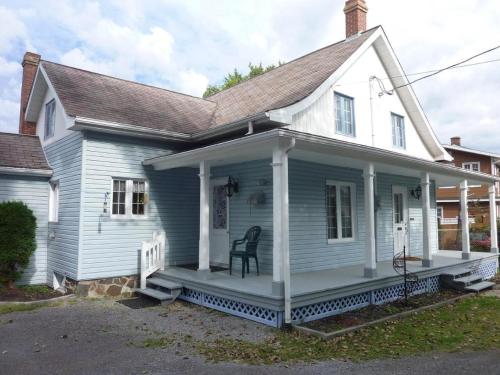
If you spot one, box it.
[453,274,483,286]
[135,287,173,301]
[465,281,495,292]
[147,277,182,290]
[440,268,471,278]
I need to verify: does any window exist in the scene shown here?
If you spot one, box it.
[334,92,355,136]
[44,100,56,139]
[391,113,406,149]
[111,179,148,218]
[326,181,356,242]
[48,181,59,222]
[462,162,480,172]
[437,206,443,219]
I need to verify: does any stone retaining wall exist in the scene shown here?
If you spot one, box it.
[68,275,138,297]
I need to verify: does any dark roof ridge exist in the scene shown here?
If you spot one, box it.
[41,60,216,104]
[206,25,381,99]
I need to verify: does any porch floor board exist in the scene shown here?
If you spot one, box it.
[157,251,496,301]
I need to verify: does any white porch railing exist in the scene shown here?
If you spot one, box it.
[140,231,166,289]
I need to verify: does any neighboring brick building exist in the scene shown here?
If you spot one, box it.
[437,137,500,228]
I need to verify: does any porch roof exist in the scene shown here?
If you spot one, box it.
[143,129,499,186]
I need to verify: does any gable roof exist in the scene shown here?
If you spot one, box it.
[0,132,51,173]
[444,144,500,161]
[206,27,378,127]
[32,28,378,137]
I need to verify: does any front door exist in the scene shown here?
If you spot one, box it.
[209,178,230,266]
[392,185,409,256]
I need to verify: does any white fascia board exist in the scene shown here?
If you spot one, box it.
[0,166,52,177]
[373,31,452,162]
[267,27,382,122]
[71,117,192,142]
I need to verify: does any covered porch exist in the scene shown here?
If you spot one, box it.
[144,129,499,325]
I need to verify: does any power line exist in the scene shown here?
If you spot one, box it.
[389,45,500,93]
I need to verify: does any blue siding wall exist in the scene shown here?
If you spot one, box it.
[289,159,366,273]
[80,132,199,280]
[375,173,438,261]
[0,174,49,284]
[44,132,82,280]
[212,159,274,273]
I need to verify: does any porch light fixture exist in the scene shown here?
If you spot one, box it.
[224,176,239,198]
[410,185,422,200]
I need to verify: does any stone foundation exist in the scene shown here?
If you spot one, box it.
[70,275,138,297]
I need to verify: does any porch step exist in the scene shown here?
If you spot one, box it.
[440,268,472,278]
[135,287,173,301]
[147,277,182,290]
[465,281,495,292]
[453,274,483,286]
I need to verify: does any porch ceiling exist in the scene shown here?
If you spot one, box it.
[143,129,499,186]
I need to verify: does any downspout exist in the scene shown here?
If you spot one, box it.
[283,137,296,325]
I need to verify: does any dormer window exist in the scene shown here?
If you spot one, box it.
[391,113,406,149]
[334,92,355,137]
[44,99,56,139]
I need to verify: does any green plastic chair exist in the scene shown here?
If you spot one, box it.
[229,226,261,278]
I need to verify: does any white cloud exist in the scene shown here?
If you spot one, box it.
[178,69,209,97]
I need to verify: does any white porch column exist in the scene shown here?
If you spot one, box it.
[281,146,292,324]
[198,160,210,273]
[489,185,498,254]
[421,172,433,267]
[271,147,284,296]
[363,163,377,278]
[460,180,471,260]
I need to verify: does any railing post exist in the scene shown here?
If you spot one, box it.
[140,241,148,289]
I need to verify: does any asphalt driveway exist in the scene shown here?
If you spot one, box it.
[0,297,498,375]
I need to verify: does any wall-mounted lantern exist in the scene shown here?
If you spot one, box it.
[224,176,239,198]
[409,185,422,200]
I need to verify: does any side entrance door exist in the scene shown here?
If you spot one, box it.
[209,178,230,266]
[392,185,409,256]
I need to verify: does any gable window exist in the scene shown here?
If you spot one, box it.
[111,178,148,218]
[334,92,355,136]
[391,113,406,149]
[462,162,480,172]
[326,180,356,243]
[48,181,59,222]
[44,100,56,139]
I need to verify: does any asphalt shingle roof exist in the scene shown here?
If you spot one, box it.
[40,27,378,136]
[0,132,51,170]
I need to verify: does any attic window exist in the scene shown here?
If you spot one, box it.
[334,92,355,137]
[44,99,56,139]
[391,113,406,149]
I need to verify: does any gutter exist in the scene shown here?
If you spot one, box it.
[0,166,53,178]
[72,113,272,143]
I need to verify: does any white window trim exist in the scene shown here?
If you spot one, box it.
[44,99,56,140]
[110,178,149,220]
[391,112,406,150]
[462,161,480,172]
[326,180,357,244]
[48,180,59,223]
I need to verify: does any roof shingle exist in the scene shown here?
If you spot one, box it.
[0,132,51,170]
[40,28,378,136]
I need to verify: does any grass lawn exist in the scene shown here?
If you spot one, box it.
[196,296,500,364]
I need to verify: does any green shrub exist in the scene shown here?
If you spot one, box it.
[0,201,37,288]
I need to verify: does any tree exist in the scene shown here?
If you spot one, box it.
[0,201,37,288]
[203,61,284,98]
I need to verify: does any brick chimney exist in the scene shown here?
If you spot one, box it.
[19,52,41,135]
[344,0,368,38]
[450,136,461,146]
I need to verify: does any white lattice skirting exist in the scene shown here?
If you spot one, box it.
[291,276,440,324]
[472,258,498,280]
[178,275,445,327]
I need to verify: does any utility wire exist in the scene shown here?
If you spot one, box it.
[389,45,500,93]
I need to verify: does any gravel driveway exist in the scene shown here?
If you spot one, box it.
[0,297,498,375]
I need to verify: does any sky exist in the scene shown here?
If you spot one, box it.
[0,0,499,152]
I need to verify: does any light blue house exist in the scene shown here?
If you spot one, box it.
[4,3,498,326]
